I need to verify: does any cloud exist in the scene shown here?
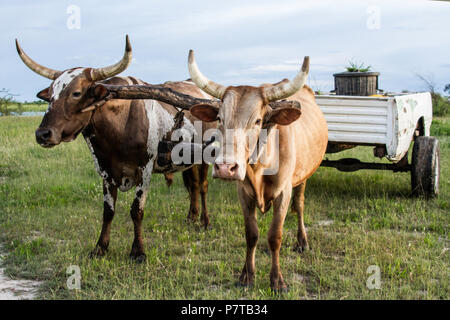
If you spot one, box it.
[3,0,450,101]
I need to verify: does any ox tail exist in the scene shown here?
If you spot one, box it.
[164,173,174,187]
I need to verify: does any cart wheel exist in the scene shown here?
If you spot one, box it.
[411,136,440,198]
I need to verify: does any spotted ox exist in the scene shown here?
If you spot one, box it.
[16,36,215,261]
[187,50,328,291]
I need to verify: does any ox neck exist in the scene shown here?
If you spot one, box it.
[81,98,133,141]
[239,127,280,213]
[240,165,268,213]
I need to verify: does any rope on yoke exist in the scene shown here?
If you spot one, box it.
[172,108,185,133]
[158,107,190,170]
[80,93,115,113]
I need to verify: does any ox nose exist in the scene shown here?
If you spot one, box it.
[35,128,53,145]
[213,163,239,179]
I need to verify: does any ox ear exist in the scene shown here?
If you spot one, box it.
[90,84,109,101]
[36,87,51,102]
[190,103,219,122]
[263,107,302,128]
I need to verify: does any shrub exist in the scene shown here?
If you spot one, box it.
[345,60,372,72]
[431,92,450,117]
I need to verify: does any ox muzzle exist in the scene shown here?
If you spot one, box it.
[35,127,59,147]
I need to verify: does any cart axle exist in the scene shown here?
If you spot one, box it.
[321,157,411,172]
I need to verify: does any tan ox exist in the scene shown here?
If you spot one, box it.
[187,50,328,292]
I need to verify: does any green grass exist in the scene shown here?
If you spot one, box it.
[0,116,448,300]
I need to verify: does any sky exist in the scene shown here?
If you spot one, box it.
[1,0,449,102]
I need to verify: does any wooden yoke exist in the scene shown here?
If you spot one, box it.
[91,83,221,110]
[81,83,300,114]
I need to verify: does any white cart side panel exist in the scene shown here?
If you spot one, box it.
[386,92,432,161]
[315,95,390,145]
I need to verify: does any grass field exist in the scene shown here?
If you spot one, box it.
[0,103,47,116]
[0,116,448,300]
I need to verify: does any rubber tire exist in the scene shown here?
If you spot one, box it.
[411,136,440,198]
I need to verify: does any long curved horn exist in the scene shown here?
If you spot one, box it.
[90,35,132,81]
[263,56,310,102]
[188,50,227,99]
[15,39,61,80]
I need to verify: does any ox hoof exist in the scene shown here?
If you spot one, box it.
[200,214,211,231]
[185,218,199,228]
[272,285,289,295]
[293,240,310,254]
[186,212,199,224]
[235,281,254,289]
[238,272,255,288]
[130,252,146,263]
[202,223,212,231]
[270,273,288,294]
[89,246,107,258]
[186,218,197,224]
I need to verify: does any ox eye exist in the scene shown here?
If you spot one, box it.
[72,91,81,98]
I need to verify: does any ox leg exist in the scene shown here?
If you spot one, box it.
[237,185,258,287]
[129,163,153,262]
[292,181,309,253]
[268,186,291,293]
[129,187,147,262]
[182,166,200,224]
[199,163,210,229]
[90,181,117,257]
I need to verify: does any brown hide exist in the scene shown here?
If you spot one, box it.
[242,85,328,212]
[82,77,215,189]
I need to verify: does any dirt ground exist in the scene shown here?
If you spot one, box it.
[0,245,41,300]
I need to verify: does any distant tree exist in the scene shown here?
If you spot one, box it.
[445,83,450,94]
[415,73,436,93]
[415,74,449,117]
[0,89,21,115]
[0,89,13,113]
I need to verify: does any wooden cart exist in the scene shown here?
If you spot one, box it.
[316,92,440,197]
